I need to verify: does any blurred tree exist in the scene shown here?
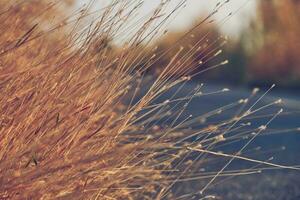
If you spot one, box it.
[244,0,300,87]
[145,15,250,85]
[148,18,230,81]
[150,18,245,84]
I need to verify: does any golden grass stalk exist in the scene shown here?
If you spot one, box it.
[0,1,299,199]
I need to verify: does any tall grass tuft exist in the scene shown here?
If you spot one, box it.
[0,1,299,199]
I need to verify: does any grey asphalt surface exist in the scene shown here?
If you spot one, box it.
[147,80,300,200]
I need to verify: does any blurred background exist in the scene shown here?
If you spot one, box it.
[76,0,300,89]
[145,0,300,90]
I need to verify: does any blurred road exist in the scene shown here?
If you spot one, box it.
[150,80,300,199]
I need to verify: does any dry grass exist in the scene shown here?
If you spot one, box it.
[0,1,299,199]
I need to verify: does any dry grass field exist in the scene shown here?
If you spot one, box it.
[0,1,299,199]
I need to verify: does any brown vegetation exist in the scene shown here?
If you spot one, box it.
[0,1,298,199]
[247,0,300,84]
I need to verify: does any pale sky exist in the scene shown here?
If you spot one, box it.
[141,0,257,37]
[76,0,257,37]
